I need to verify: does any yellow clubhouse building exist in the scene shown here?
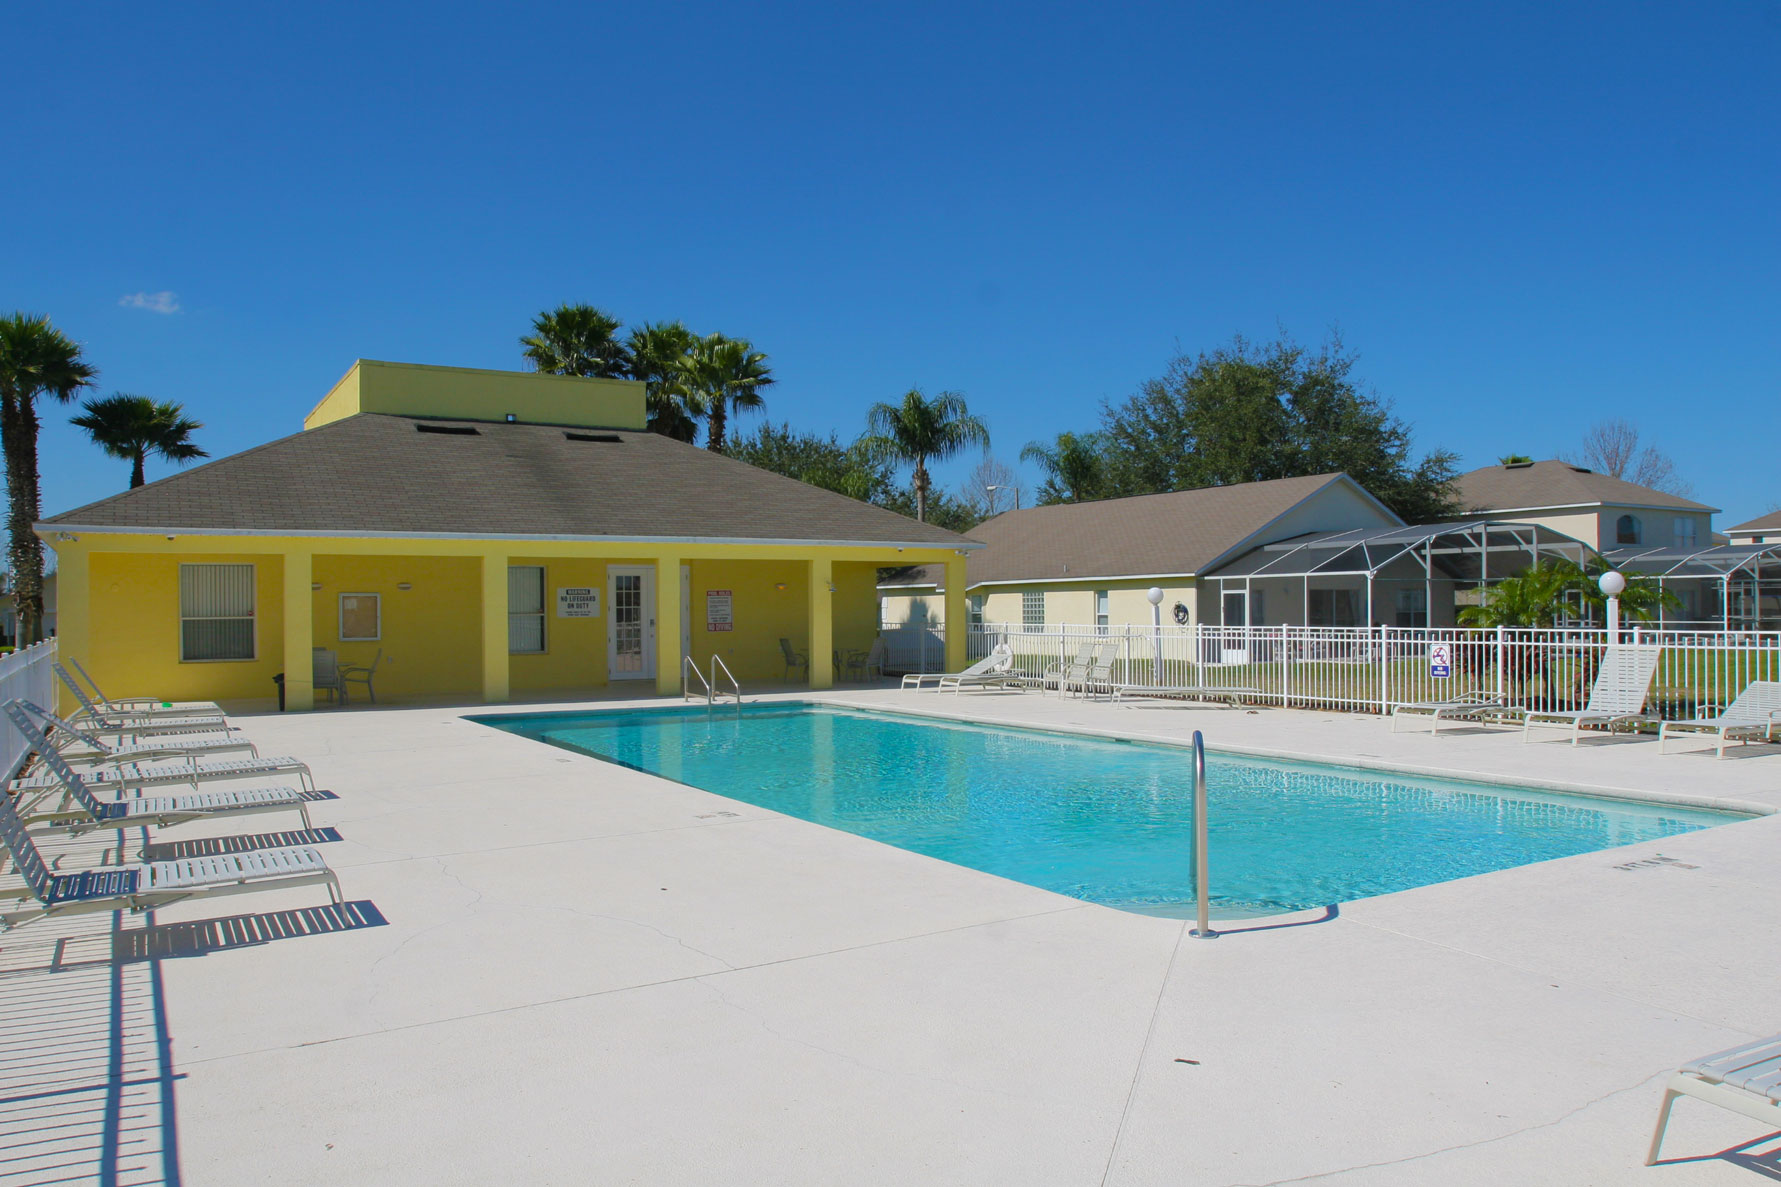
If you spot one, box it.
[42,360,976,711]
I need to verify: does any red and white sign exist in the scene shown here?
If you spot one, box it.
[706,589,734,632]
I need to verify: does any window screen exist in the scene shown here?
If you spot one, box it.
[339,593,380,641]
[508,566,546,654]
[180,564,255,661]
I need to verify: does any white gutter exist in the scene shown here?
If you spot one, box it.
[35,522,983,552]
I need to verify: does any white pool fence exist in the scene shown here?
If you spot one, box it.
[0,640,57,776]
[880,622,1780,719]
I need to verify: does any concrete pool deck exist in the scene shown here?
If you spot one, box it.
[4,687,1780,1184]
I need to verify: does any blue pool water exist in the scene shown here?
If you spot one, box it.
[477,703,1744,916]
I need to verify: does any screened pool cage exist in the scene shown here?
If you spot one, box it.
[1600,542,1781,631]
[1204,520,1595,629]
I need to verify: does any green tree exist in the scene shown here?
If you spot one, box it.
[725,423,894,502]
[70,393,207,488]
[1458,561,1584,628]
[861,389,989,523]
[626,321,700,441]
[877,486,979,533]
[0,313,98,643]
[678,334,773,452]
[1021,431,1106,504]
[520,304,631,378]
[1498,454,1535,465]
[1098,333,1462,521]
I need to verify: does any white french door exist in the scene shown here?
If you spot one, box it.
[607,566,656,680]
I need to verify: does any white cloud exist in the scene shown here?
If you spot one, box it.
[119,291,181,314]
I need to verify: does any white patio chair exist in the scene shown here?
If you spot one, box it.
[1657,681,1781,758]
[1521,646,1662,746]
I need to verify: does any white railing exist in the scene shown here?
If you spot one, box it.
[881,625,947,674]
[0,640,57,776]
[940,623,1781,719]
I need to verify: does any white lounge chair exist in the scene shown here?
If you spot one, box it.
[1647,1034,1781,1165]
[16,700,259,766]
[1390,691,1512,734]
[901,643,1014,690]
[5,703,314,838]
[59,659,221,720]
[1658,681,1781,759]
[938,644,1026,694]
[1060,642,1121,699]
[1521,646,1662,746]
[54,665,234,736]
[1113,683,1260,707]
[1043,644,1095,694]
[11,752,316,796]
[0,764,340,931]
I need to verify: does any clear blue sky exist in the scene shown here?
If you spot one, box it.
[5,1,1777,528]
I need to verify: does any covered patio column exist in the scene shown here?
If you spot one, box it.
[480,553,509,703]
[655,552,682,695]
[54,548,89,716]
[944,555,967,672]
[282,550,314,711]
[808,557,834,689]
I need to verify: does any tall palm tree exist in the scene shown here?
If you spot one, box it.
[678,334,774,452]
[1021,432,1106,504]
[862,388,989,522]
[0,313,98,644]
[520,304,631,378]
[626,321,700,441]
[70,393,208,488]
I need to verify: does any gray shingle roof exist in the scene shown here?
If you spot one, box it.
[45,414,975,548]
[881,473,1375,588]
[1728,509,1781,534]
[1454,460,1716,514]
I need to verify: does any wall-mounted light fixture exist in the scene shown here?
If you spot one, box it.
[53,532,78,543]
[826,583,836,594]
[397,582,413,591]
[773,582,787,591]
[311,582,322,591]
[505,413,517,423]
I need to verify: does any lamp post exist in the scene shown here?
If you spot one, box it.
[1599,570,1627,643]
[1147,587,1165,680]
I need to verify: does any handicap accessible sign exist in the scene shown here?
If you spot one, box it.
[1429,643,1452,679]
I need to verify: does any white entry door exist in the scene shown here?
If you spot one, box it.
[608,566,656,680]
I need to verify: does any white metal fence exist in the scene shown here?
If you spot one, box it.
[880,621,1781,719]
[0,640,57,776]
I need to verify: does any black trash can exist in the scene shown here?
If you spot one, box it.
[273,672,286,712]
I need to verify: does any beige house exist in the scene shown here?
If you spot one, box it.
[0,571,55,646]
[880,474,1409,631]
[1727,510,1781,546]
[1454,460,1717,551]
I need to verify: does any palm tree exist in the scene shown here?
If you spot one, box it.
[1458,561,1583,628]
[0,313,98,644]
[520,304,631,378]
[862,389,989,522]
[626,321,700,441]
[1021,432,1106,504]
[70,394,207,488]
[678,334,774,452]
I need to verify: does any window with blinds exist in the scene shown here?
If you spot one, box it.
[508,566,546,654]
[180,564,256,661]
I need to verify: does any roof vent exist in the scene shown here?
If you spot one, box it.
[415,423,480,436]
[1567,465,1592,473]
[564,432,622,443]
[1503,461,1534,469]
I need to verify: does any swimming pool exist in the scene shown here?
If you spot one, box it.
[477,703,1745,916]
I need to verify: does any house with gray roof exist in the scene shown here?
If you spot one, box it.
[1454,459,1718,552]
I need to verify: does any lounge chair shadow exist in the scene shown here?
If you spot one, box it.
[1652,1130,1781,1179]
[140,827,343,861]
[112,900,388,963]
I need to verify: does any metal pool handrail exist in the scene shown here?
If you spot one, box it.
[711,654,742,713]
[1190,730,1217,939]
[683,656,713,704]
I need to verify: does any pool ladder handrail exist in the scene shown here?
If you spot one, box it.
[710,654,742,713]
[682,655,713,704]
[1190,730,1216,939]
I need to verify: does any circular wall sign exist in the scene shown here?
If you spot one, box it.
[1172,602,1190,625]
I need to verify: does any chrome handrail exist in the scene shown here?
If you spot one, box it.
[1190,730,1216,939]
[710,654,742,712]
[683,655,712,704]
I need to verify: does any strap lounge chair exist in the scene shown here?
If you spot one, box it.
[16,700,259,766]
[1390,691,1512,734]
[1043,644,1095,694]
[1521,645,1663,746]
[5,703,313,838]
[1061,642,1120,700]
[1647,1034,1781,1165]
[12,752,316,796]
[59,659,221,719]
[0,767,340,932]
[1112,683,1260,708]
[937,644,1026,693]
[54,666,233,736]
[903,643,1014,690]
[1657,681,1781,759]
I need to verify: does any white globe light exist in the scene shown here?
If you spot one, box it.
[1598,571,1627,597]
[1146,587,1165,606]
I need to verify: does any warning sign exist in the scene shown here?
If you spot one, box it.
[1429,642,1452,679]
[557,587,599,617]
[706,589,734,632]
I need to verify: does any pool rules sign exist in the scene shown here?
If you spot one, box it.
[1429,642,1453,679]
[706,590,734,632]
